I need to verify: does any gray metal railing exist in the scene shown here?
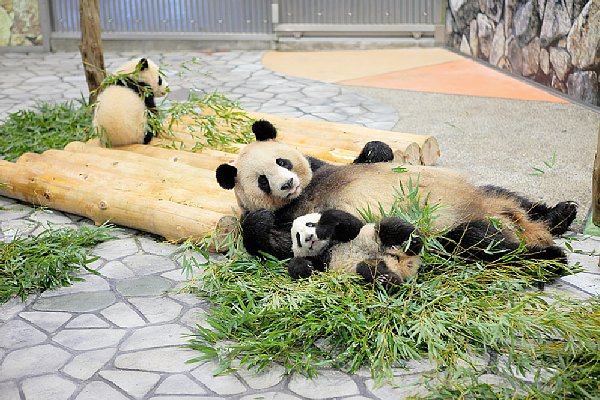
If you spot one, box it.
[278,0,437,25]
[48,0,443,40]
[50,0,272,36]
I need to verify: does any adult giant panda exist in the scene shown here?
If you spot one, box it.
[289,209,423,284]
[93,58,168,147]
[215,120,577,265]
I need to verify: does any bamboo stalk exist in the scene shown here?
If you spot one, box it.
[0,160,229,242]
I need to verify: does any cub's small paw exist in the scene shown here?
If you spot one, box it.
[288,257,315,279]
[378,218,418,247]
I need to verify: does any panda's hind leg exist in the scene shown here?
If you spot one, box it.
[441,220,567,264]
[353,141,394,164]
[480,185,577,235]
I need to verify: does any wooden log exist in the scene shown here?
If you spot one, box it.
[66,141,237,171]
[158,127,419,165]
[593,123,600,226]
[16,153,238,215]
[246,112,440,165]
[24,150,230,198]
[79,0,105,104]
[0,160,229,242]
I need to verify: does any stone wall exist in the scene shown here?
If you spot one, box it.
[0,0,42,47]
[447,0,600,107]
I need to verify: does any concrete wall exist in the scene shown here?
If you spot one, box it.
[0,0,43,47]
[446,0,600,107]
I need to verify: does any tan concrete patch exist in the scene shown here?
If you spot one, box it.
[262,48,463,83]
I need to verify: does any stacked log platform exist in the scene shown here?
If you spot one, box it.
[0,113,439,242]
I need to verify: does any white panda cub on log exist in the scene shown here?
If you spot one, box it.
[288,209,423,284]
[93,58,168,147]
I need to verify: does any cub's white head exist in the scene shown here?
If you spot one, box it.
[291,213,330,257]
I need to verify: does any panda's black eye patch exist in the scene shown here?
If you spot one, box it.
[158,76,163,86]
[258,175,271,194]
[276,158,293,170]
[306,222,316,227]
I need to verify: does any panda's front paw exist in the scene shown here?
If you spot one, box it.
[377,218,417,246]
[316,209,362,242]
[242,209,276,233]
[288,257,315,279]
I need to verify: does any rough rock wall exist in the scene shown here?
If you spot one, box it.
[447,0,600,107]
[0,0,42,47]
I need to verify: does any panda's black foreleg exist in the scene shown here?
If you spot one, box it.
[287,256,327,279]
[480,185,577,235]
[440,220,567,263]
[376,217,423,255]
[143,129,154,144]
[241,209,293,260]
[143,95,159,145]
[353,141,394,164]
[356,260,402,287]
[315,209,363,243]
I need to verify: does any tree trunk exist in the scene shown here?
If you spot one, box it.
[79,0,105,105]
[593,123,600,226]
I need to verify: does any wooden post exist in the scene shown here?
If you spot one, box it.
[593,123,600,226]
[79,0,105,105]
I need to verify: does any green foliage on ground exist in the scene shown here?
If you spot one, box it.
[0,224,116,303]
[0,99,95,161]
[181,187,599,398]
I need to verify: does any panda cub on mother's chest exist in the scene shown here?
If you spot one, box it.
[289,209,423,284]
[93,58,168,147]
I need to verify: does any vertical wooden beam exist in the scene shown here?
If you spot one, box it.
[593,123,600,226]
[79,0,105,105]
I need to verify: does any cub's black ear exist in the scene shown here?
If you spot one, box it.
[138,58,149,71]
[252,120,277,141]
[216,164,237,189]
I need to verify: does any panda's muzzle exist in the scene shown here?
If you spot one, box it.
[281,178,294,191]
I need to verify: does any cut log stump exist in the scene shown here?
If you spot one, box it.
[0,112,440,243]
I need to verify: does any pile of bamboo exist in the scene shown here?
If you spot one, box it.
[0,114,439,242]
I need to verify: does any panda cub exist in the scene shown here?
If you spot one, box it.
[216,120,578,268]
[93,58,169,147]
[289,209,423,284]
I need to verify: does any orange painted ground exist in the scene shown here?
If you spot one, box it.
[340,58,567,103]
[262,49,567,103]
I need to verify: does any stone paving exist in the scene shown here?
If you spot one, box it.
[0,50,599,399]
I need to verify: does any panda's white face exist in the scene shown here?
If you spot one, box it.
[116,58,169,98]
[291,213,330,257]
[233,140,313,212]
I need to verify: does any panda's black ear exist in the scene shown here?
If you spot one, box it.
[138,58,149,71]
[252,120,277,141]
[216,164,237,189]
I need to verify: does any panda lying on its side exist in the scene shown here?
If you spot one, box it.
[288,209,423,284]
[93,58,169,147]
[216,120,577,268]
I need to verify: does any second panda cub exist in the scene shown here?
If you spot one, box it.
[93,58,168,147]
[289,209,423,284]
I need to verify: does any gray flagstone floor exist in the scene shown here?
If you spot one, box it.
[0,50,598,400]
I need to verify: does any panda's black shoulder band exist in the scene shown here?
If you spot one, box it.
[252,120,277,141]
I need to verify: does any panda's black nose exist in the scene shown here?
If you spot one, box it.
[281,178,294,191]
